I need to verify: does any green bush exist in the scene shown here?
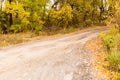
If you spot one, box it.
[115,72,120,80]
[0,12,8,33]
[103,35,117,50]
[109,27,119,35]
[108,50,120,80]
[29,12,44,32]
[100,28,120,79]
[109,50,120,71]
[10,24,22,33]
[49,3,73,28]
[117,36,120,51]
[100,27,119,51]
[85,19,93,26]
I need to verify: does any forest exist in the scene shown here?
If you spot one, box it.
[0,0,120,34]
[0,0,120,80]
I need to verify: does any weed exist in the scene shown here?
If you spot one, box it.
[108,50,120,71]
[115,72,120,80]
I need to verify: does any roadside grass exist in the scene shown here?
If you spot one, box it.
[0,31,49,47]
[108,50,120,72]
[99,27,120,80]
[0,26,107,48]
[86,27,120,80]
[86,38,113,80]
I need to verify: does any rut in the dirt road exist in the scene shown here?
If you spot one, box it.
[0,28,108,80]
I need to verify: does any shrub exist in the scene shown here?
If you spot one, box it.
[0,12,8,34]
[85,19,93,26]
[100,27,119,51]
[3,1,30,33]
[49,3,73,28]
[29,12,44,32]
[100,28,120,79]
[108,50,120,80]
[103,35,117,50]
[109,27,119,35]
[115,72,120,80]
[10,24,22,33]
[117,36,120,51]
[109,50,120,71]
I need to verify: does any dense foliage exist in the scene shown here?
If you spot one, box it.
[0,0,120,33]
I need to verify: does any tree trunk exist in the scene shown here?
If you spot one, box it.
[9,0,13,26]
[99,0,104,22]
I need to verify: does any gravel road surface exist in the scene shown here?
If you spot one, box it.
[0,28,108,80]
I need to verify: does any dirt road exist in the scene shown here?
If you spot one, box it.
[0,28,108,80]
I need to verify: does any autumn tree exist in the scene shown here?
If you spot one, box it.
[0,0,120,33]
[49,2,73,30]
[22,0,48,32]
[113,0,120,31]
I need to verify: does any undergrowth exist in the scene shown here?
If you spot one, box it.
[100,27,120,80]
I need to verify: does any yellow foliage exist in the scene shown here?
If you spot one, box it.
[31,12,44,26]
[99,32,106,39]
[3,1,30,22]
[50,3,73,27]
[110,27,119,34]
[21,18,30,26]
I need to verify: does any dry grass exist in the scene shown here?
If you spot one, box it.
[0,31,52,47]
[86,38,103,53]
[86,38,114,80]
[0,26,108,48]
